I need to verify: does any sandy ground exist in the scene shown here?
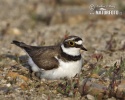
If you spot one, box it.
[0,0,125,100]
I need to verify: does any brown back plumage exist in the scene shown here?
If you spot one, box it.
[12,40,60,70]
[28,46,60,70]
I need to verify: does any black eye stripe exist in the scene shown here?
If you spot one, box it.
[63,37,82,48]
[63,42,81,48]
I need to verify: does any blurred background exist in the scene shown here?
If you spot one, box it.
[0,0,125,99]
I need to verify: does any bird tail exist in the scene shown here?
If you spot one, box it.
[12,40,30,50]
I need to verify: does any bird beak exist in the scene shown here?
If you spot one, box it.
[81,45,87,51]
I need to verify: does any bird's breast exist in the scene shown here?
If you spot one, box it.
[55,57,83,78]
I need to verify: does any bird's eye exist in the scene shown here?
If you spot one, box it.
[69,41,74,46]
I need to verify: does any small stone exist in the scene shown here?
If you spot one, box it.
[87,94,95,100]
[6,83,11,87]
[7,72,19,79]
[7,71,29,82]
[90,74,100,79]
[7,28,22,35]
[19,83,28,90]
[107,97,116,100]
[19,75,29,82]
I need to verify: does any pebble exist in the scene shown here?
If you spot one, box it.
[87,94,95,100]
[6,83,11,87]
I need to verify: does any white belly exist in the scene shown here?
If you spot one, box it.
[28,57,40,72]
[41,58,83,79]
[28,56,83,80]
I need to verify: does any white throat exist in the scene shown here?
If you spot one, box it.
[61,44,80,56]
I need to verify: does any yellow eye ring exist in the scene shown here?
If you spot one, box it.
[69,41,74,46]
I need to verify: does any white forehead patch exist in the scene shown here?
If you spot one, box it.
[75,40,83,45]
[65,38,74,41]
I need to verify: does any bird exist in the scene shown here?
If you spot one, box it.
[12,36,87,80]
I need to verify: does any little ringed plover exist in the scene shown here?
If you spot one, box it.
[12,36,87,79]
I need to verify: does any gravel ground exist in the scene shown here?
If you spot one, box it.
[0,0,125,100]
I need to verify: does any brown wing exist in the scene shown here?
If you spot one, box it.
[12,40,60,70]
[27,46,60,70]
